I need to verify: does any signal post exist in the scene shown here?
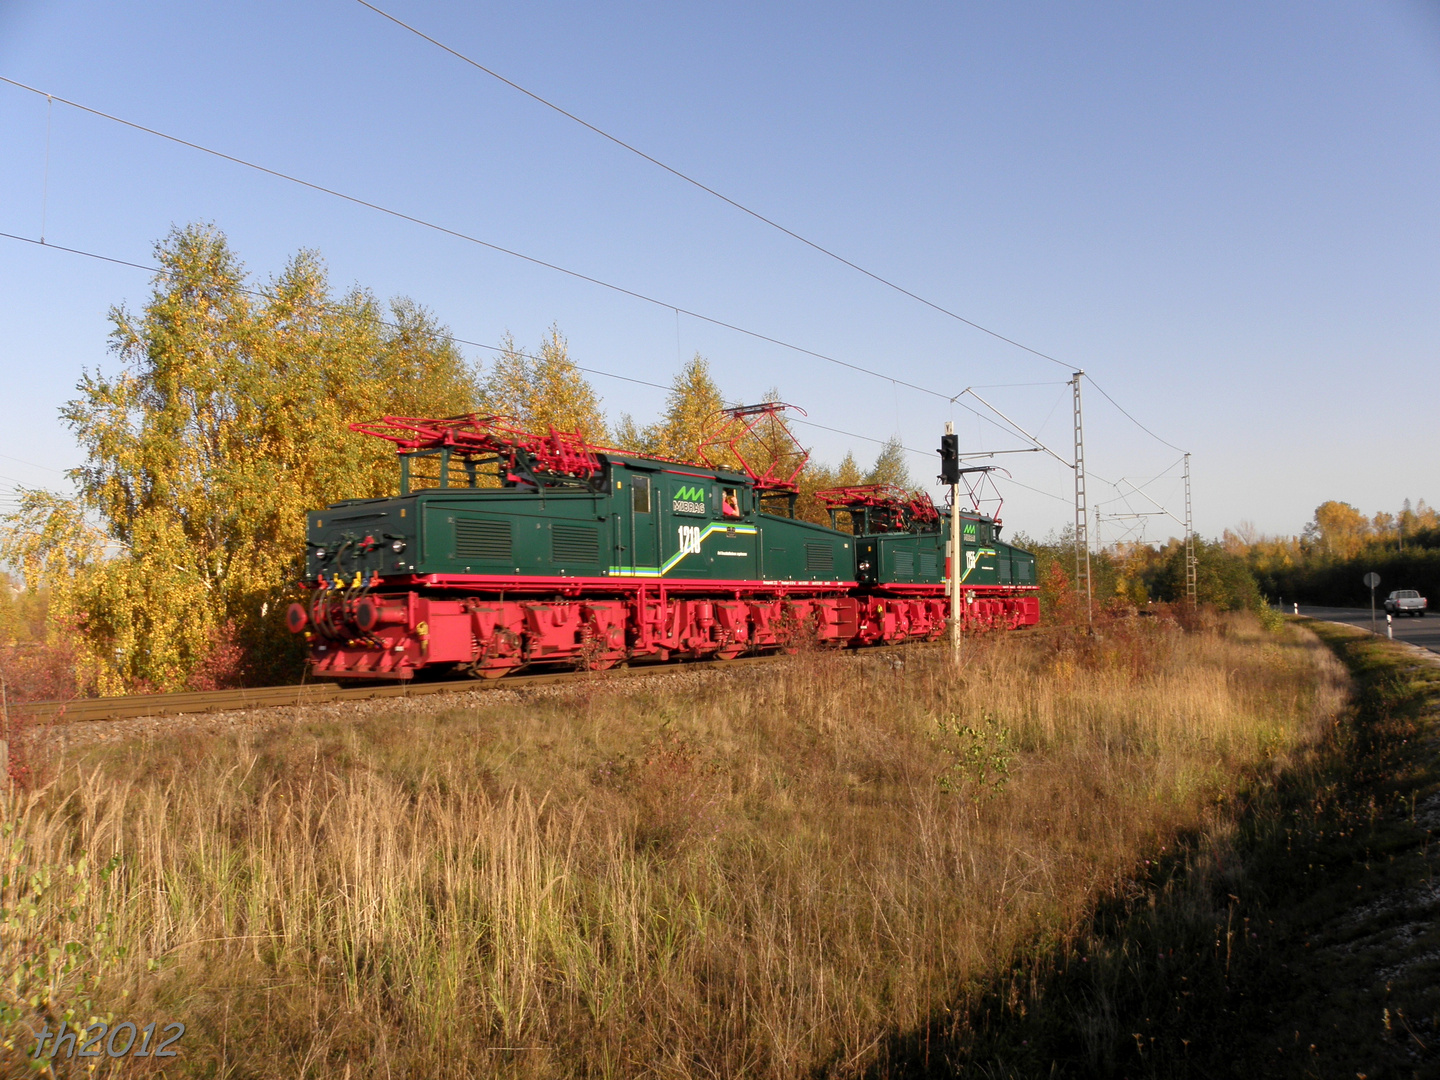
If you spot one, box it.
[940,424,961,664]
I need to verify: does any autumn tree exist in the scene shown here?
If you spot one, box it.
[1302,500,1371,560]
[610,353,730,460]
[480,325,607,441]
[864,437,911,488]
[1,224,479,692]
[656,354,730,462]
[610,413,659,454]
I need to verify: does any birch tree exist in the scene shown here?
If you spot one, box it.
[2,224,478,691]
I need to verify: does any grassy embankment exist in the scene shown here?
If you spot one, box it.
[3,613,1344,1078]
[956,619,1440,1078]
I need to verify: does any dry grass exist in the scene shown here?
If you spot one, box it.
[1,613,1346,1078]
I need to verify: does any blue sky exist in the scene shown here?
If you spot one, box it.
[1,0,1436,543]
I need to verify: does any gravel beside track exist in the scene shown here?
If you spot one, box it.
[25,656,788,753]
[22,656,778,724]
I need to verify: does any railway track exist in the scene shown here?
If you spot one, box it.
[16,653,785,726]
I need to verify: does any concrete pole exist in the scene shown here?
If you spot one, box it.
[947,421,961,666]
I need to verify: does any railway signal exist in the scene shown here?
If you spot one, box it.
[941,426,961,664]
[938,433,960,485]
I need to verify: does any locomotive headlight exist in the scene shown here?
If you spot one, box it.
[314,548,326,560]
[390,538,406,553]
[859,559,872,571]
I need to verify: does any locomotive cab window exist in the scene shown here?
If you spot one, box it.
[721,487,741,518]
[631,475,651,513]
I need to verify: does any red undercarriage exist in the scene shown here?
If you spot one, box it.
[294,575,1040,680]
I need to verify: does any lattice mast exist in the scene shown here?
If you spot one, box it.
[1184,452,1197,607]
[1072,372,1093,623]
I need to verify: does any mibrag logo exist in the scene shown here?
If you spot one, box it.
[671,484,707,515]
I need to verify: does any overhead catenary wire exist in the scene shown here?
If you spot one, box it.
[7,79,1180,489]
[0,228,1159,527]
[353,0,1190,527]
[2,228,1055,485]
[0,78,1190,494]
[0,227,1051,459]
[351,0,1076,374]
[0,452,65,474]
[0,227,1081,522]
[1085,374,1189,455]
[0,68,1187,523]
[0,75,960,406]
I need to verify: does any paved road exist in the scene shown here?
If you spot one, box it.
[1295,604,1440,654]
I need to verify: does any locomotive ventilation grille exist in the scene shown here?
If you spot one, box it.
[893,550,915,576]
[805,542,835,573]
[920,551,938,576]
[552,524,600,563]
[454,518,513,561]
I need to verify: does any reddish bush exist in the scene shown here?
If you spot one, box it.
[0,637,81,706]
[0,642,78,790]
[189,619,248,691]
[1041,560,1084,628]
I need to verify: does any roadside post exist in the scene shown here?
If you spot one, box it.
[1364,571,1381,635]
[1387,612,1394,640]
[939,425,961,666]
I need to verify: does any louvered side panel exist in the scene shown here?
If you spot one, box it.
[454,519,512,561]
[552,524,600,564]
[804,542,835,573]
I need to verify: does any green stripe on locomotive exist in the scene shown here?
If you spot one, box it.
[305,453,856,585]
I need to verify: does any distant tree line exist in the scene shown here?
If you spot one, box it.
[1225,500,1440,608]
[1010,527,1266,620]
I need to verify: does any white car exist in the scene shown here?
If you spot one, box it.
[1383,589,1428,617]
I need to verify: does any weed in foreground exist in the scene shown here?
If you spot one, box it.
[925,620,1440,1078]
[0,613,1338,1078]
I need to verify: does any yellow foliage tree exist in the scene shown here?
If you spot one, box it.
[481,325,607,441]
[611,413,662,455]
[1,224,479,692]
[864,437,911,488]
[655,354,728,462]
[1303,500,1371,560]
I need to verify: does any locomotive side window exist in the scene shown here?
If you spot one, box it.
[721,487,741,518]
[632,475,651,513]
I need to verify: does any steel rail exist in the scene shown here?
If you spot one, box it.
[17,654,785,726]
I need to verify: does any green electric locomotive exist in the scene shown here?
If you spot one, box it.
[288,409,1039,680]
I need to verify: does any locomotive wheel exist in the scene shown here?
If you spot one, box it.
[576,655,620,672]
